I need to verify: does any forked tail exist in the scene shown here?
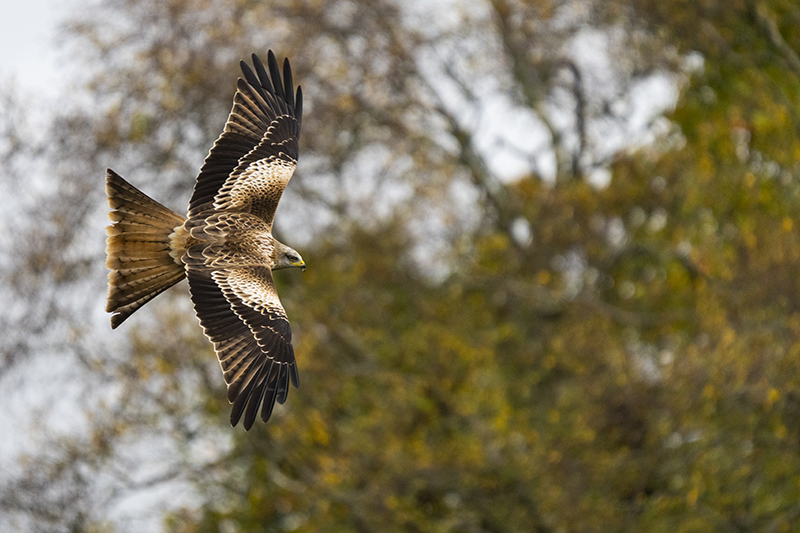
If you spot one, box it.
[105,169,187,328]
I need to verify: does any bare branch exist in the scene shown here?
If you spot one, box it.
[749,0,800,77]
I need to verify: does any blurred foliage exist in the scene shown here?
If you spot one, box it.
[5,0,800,531]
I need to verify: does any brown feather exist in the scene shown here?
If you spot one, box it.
[105,169,187,328]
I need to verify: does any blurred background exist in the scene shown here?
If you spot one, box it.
[3,0,800,530]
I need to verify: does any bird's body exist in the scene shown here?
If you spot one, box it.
[105,52,305,430]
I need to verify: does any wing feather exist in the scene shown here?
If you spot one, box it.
[239,60,262,94]
[188,52,302,222]
[187,264,298,429]
[251,54,278,105]
[230,360,269,428]
[295,86,303,132]
[283,58,295,111]
[266,51,287,111]
[210,116,299,228]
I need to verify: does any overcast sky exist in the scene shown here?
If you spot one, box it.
[0,0,71,95]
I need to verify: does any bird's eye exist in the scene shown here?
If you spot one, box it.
[288,254,298,262]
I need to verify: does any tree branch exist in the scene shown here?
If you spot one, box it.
[749,1,800,77]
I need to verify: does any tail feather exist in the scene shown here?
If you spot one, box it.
[110,265,177,286]
[105,169,187,329]
[107,233,176,254]
[106,257,175,270]
[109,268,184,305]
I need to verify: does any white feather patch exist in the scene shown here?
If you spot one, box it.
[213,267,285,318]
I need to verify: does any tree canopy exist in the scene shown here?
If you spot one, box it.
[3,0,800,531]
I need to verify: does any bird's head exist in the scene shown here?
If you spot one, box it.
[274,243,306,271]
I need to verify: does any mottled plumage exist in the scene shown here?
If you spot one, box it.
[105,51,305,430]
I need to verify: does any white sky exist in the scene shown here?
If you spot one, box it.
[0,0,69,95]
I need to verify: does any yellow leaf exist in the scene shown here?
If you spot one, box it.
[766,388,780,410]
[687,488,699,507]
[703,384,716,399]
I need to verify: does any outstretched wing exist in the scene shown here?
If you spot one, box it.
[187,264,299,430]
[189,51,303,230]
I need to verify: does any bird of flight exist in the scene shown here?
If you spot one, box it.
[105,51,305,430]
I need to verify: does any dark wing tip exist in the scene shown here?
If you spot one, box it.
[276,364,290,405]
[240,60,259,89]
[231,404,245,429]
[230,359,293,430]
[262,371,282,421]
[230,379,252,429]
[243,379,265,430]
[295,85,303,131]
[251,52,276,99]
[283,58,295,110]
[267,50,286,104]
[243,51,302,125]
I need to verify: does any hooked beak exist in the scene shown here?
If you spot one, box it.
[292,260,306,272]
